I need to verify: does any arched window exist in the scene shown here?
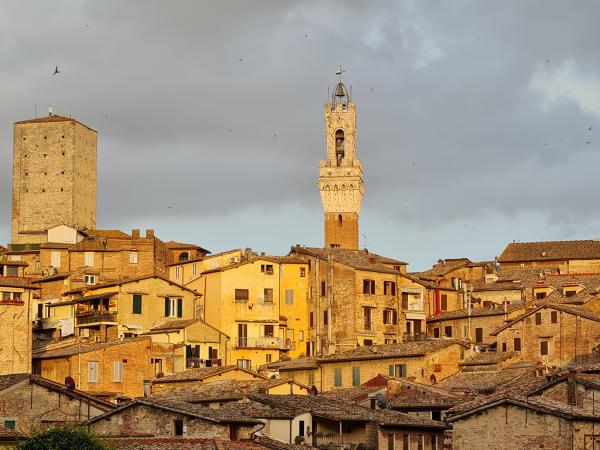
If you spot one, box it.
[179,252,189,261]
[335,130,345,166]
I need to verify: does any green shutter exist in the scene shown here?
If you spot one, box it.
[165,297,170,317]
[388,365,395,377]
[177,298,183,318]
[132,294,142,314]
[334,368,342,387]
[352,367,360,386]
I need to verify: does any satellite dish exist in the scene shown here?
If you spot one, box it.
[310,385,318,396]
[64,376,75,391]
[375,393,387,409]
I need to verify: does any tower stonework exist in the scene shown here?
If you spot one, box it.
[11,113,97,245]
[317,82,364,249]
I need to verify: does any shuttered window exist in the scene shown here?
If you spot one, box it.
[285,289,294,305]
[88,361,98,383]
[84,252,94,267]
[132,294,142,314]
[540,340,549,356]
[334,368,342,387]
[535,312,542,325]
[113,360,123,382]
[352,367,360,386]
[514,337,522,351]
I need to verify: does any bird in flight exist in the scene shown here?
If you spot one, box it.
[53,66,59,75]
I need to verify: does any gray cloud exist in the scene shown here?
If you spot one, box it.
[2,0,600,269]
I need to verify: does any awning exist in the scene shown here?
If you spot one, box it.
[123,324,143,330]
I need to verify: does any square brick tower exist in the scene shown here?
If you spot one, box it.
[317,81,365,249]
[11,110,97,245]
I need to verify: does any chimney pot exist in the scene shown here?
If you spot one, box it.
[145,229,154,238]
[132,229,140,239]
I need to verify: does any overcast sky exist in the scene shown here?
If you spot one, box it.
[1,1,600,270]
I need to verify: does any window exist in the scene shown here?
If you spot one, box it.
[299,330,304,341]
[300,267,306,277]
[514,337,522,351]
[551,311,558,323]
[440,295,448,311]
[261,264,274,275]
[444,326,452,337]
[387,433,395,450]
[417,434,424,450]
[309,312,314,328]
[475,328,483,343]
[3,420,16,430]
[84,252,94,267]
[308,372,315,386]
[179,252,189,261]
[540,340,549,356]
[266,354,272,363]
[334,368,342,387]
[383,309,398,325]
[364,339,373,346]
[324,310,329,325]
[363,307,373,331]
[384,281,396,296]
[431,435,437,450]
[235,289,249,302]
[129,251,138,264]
[132,294,142,314]
[113,361,123,382]
[363,279,376,295]
[88,361,99,383]
[299,420,305,437]
[565,290,576,297]
[165,297,182,317]
[192,263,197,276]
[502,342,507,352]
[535,312,542,325]
[175,266,182,280]
[84,275,96,285]
[51,251,61,268]
[1,292,9,301]
[285,288,294,305]
[263,325,274,337]
[401,293,409,310]
[237,359,251,370]
[389,364,407,378]
[402,434,409,450]
[174,419,184,436]
[321,281,326,297]
[352,367,361,386]
[536,291,546,299]
[335,129,345,166]
[12,292,21,302]
[462,324,468,338]
[263,288,274,303]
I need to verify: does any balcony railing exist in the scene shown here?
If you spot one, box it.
[235,336,281,348]
[314,435,344,447]
[76,312,117,325]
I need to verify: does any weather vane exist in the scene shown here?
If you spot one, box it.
[336,66,345,81]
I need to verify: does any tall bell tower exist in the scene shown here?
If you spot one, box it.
[317,79,364,250]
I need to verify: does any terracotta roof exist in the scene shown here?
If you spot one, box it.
[320,385,386,403]
[290,246,407,274]
[411,258,474,279]
[387,380,468,410]
[33,337,152,359]
[89,398,260,425]
[0,260,28,267]
[0,276,36,288]
[63,273,201,296]
[0,426,24,439]
[88,229,132,239]
[14,114,97,132]
[254,436,320,450]
[260,357,320,372]
[0,373,30,392]
[459,352,518,367]
[427,302,526,323]
[165,241,210,253]
[249,394,447,428]
[202,256,307,275]
[498,240,600,263]
[446,393,600,421]
[103,438,288,450]
[143,319,228,339]
[153,366,266,384]
[153,379,288,403]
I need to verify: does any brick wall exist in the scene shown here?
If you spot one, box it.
[324,213,359,250]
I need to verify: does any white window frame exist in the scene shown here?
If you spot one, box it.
[175,266,181,280]
[88,361,99,383]
[113,360,123,382]
[285,288,294,305]
[84,252,94,267]
[84,275,96,285]
[167,298,177,317]
[51,251,61,268]
[129,251,138,264]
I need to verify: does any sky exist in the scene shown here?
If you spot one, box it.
[1,1,600,271]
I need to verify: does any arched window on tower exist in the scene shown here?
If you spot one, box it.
[335,130,345,166]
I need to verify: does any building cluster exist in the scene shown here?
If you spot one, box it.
[2,82,600,449]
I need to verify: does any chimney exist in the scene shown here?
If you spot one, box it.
[48,106,53,116]
[143,380,151,397]
[131,229,140,239]
[145,229,154,238]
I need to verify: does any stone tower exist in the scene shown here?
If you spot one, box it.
[11,111,97,245]
[317,81,364,249]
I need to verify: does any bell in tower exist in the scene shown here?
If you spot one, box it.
[317,77,365,250]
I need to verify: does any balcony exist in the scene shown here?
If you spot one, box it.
[235,336,281,349]
[76,312,117,326]
[33,317,59,330]
[187,357,222,369]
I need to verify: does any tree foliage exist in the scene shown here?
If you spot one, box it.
[17,426,110,450]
